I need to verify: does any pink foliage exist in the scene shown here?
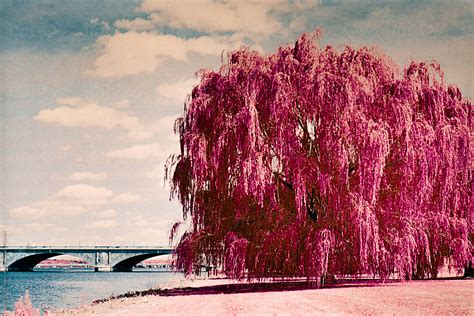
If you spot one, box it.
[168,30,473,284]
[3,291,41,316]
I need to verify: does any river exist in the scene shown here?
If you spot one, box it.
[1,269,185,312]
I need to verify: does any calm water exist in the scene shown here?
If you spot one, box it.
[1,269,185,312]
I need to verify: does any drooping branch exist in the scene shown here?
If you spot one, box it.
[167,29,473,284]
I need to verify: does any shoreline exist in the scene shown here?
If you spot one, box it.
[49,276,474,315]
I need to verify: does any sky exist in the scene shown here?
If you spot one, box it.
[1,0,472,246]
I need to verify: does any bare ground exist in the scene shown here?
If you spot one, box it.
[51,278,474,315]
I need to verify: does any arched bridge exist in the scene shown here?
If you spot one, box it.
[0,246,173,272]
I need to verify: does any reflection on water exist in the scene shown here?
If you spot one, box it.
[1,269,185,312]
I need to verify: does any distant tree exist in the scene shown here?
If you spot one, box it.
[167,30,472,286]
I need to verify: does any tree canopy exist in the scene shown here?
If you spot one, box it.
[167,30,472,285]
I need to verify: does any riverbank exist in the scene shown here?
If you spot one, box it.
[50,277,473,315]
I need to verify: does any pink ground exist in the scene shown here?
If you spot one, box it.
[51,278,473,315]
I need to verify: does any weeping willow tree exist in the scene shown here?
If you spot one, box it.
[167,30,472,285]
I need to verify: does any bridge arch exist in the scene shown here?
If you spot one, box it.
[112,253,169,272]
[8,253,64,272]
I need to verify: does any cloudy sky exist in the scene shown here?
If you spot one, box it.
[1,0,472,246]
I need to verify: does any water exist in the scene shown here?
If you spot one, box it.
[1,269,185,312]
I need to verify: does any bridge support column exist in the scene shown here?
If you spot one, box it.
[95,251,111,272]
[94,265,111,272]
[0,252,5,272]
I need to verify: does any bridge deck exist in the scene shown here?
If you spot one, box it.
[0,246,173,251]
[0,246,175,272]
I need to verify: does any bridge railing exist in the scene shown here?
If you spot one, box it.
[0,246,174,250]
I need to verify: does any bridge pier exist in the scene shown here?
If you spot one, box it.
[95,251,111,272]
[94,265,111,272]
[0,252,5,271]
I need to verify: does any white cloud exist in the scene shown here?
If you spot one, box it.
[25,223,55,230]
[9,201,84,220]
[136,0,283,35]
[69,172,107,181]
[146,163,166,180]
[52,227,68,233]
[34,97,152,140]
[0,223,55,235]
[157,76,198,105]
[55,97,83,106]
[96,209,118,219]
[146,157,176,182]
[36,97,138,129]
[85,220,118,229]
[128,215,149,226]
[86,32,245,79]
[114,17,154,31]
[9,206,47,220]
[112,193,142,204]
[34,200,88,216]
[8,184,141,219]
[149,114,180,135]
[90,17,111,30]
[55,184,113,205]
[133,227,169,241]
[36,97,184,142]
[35,96,182,160]
[112,99,130,109]
[61,144,72,152]
[106,142,165,160]
[126,127,155,140]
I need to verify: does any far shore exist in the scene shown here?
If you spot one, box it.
[50,276,473,315]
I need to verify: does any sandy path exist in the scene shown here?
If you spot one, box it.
[52,279,473,315]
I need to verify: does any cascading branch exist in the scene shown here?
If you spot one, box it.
[167,30,472,285]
